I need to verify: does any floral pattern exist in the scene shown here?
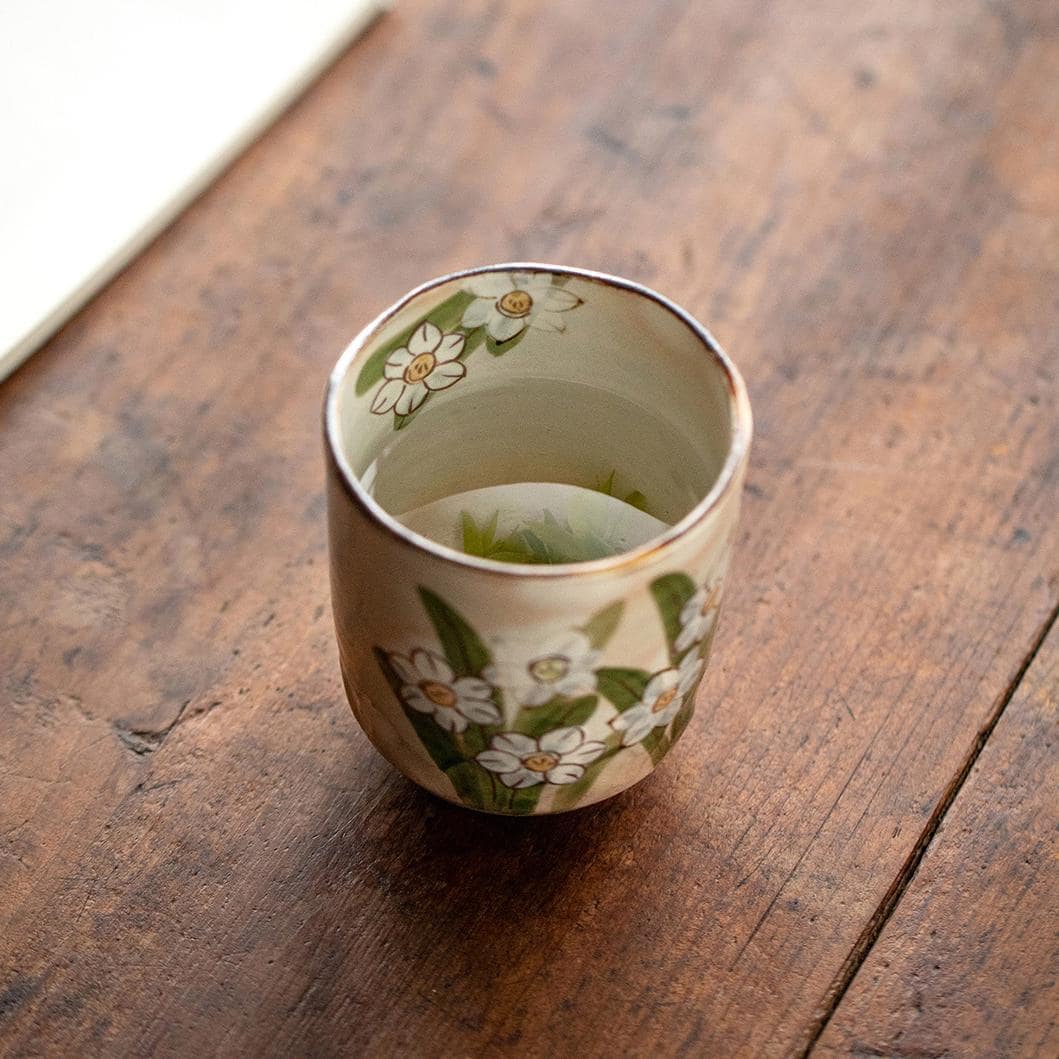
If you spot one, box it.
[476,728,605,787]
[357,271,584,429]
[390,647,500,732]
[675,581,721,652]
[610,652,704,746]
[483,630,599,707]
[373,569,722,814]
[460,272,582,342]
[370,322,466,416]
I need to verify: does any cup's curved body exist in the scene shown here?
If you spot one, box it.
[325,265,751,814]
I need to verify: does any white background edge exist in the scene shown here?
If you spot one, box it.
[0,0,389,384]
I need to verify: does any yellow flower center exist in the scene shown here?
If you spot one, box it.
[497,289,534,318]
[528,655,570,684]
[522,751,560,773]
[651,688,678,714]
[420,680,457,708]
[403,351,436,384]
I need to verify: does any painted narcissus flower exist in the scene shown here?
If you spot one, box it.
[371,322,465,416]
[483,630,599,707]
[390,648,500,732]
[610,652,704,747]
[476,727,606,787]
[461,272,582,342]
[674,581,721,652]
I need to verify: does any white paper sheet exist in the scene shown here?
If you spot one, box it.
[0,0,387,380]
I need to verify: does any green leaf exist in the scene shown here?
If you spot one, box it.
[458,725,492,759]
[418,587,491,678]
[519,528,552,563]
[460,510,628,566]
[463,510,531,563]
[640,576,718,763]
[461,510,500,557]
[461,511,480,554]
[591,471,651,516]
[552,738,621,810]
[444,762,493,809]
[459,512,548,564]
[481,511,500,549]
[558,695,600,728]
[650,572,697,664]
[641,728,670,766]
[669,693,697,744]
[516,694,598,739]
[472,773,543,815]
[355,330,410,398]
[354,290,475,396]
[580,600,625,650]
[461,327,488,358]
[373,647,463,771]
[642,687,699,765]
[596,667,651,712]
[485,327,530,357]
[624,490,649,512]
[698,614,721,664]
[506,786,544,815]
[594,469,617,496]
[514,512,613,563]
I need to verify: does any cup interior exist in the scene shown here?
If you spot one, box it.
[328,265,744,559]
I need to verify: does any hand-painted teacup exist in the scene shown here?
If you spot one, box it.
[324,264,752,814]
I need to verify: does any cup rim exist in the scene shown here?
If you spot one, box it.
[324,262,753,579]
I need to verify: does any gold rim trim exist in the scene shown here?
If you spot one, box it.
[323,263,753,580]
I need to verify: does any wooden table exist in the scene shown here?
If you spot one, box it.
[2,1,1056,1055]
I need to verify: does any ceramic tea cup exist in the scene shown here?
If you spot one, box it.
[324,264,752,814]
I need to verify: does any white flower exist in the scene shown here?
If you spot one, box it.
[610,652,704,747]
[371,322,466,416]
[674,581,721,653]
[476,727,605,787]
[483,630,599,708]
[461,272,582,342]
[390,648,500,733]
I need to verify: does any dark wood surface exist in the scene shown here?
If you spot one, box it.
[1,1,1056,1056]
[815,624,1059,1058]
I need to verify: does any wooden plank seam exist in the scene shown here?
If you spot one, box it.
[800,597,1059,1057]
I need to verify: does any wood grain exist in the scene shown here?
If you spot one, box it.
[1,0,1057,1056]
[815,623,1059,1058]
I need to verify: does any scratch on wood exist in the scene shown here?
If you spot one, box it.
[586,123,643,164]
[112,698,222,755]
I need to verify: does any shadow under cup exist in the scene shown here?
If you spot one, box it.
[325,264,752,814]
